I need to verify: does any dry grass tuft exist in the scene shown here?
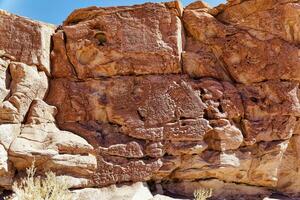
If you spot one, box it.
[6,162,72,200]
[194,187,213,200]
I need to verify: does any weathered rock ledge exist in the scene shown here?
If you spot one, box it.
[0,0,300,199]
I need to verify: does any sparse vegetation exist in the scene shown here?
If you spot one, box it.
[194,187,213,200]
[6,163,72,200]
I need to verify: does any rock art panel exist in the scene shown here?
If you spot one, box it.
[1,0,300,198]
[46,0,300,196]
[0,10,55,74]
[183,4,300,84]
[52,2,184,79]
[213,0,300,44]
[46,74,244,186]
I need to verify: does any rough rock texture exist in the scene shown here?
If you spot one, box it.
[0,11,97,189]
[0,10,55,75]
[9,100,97,187]
[52,2,183,79]
[1,0,300,199]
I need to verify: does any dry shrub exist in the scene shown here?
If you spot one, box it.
[6,163,72,200]
[194,187,213,200]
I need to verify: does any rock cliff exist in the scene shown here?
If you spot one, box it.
[0,0,300,199]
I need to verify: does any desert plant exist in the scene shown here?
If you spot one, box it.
[194,187,213,200]
[6,163,72,200]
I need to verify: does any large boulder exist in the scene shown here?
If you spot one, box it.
[0,62,48,123]
[183,3,300,84]
[8,100,97,188]
[52,2,184,79]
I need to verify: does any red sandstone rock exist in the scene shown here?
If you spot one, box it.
[8,100,97,188]
[1,0,300,198]
[214,0,300,44]
[278,135,300,196]
[182,37,232,81]
[52,2,184,79]
[183,5,300,84]
[0,10,55,75]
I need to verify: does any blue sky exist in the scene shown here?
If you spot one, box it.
[0,0,225,24]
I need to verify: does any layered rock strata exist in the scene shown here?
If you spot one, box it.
[0,9,97,189]
[0,0,300,199]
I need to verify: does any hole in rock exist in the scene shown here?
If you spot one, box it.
[95,32,107,46]
[5,67,11,89]
[0,190,12,200]
[250,97,259,103]
[217,104,223,113]
[181,121,187,126]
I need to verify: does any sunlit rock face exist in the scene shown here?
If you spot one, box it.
[1,0,300,198]
[0,10,96,189]
[52,2,184,79]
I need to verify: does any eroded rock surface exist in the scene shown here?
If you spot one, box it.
[183,1,300,84]
[46,0,300,198]
[1,0,300,199]
[0,10,54,74]
[52,1,184,79]
[0,12,96,189]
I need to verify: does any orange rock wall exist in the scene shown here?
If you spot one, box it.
[0,0,300,198]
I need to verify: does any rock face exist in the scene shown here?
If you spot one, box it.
[52,2,183,79]
[0,10,96,189]
[1,0,300,199]
[0,10,54,75]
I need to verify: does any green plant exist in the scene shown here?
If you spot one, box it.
[6,163,72,200]
[194,187,213,200]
